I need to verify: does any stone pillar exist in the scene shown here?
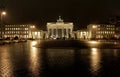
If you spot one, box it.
[52,29,54,38]
[62,28,64,38]
[66,29,68,39]
[56,28,58,38]
[70,28,72,38]
[48,28,50,38]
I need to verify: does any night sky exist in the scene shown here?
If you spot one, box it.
[1,0,120,30]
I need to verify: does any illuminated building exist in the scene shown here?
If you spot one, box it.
[115,27,120,39]
[3,24,31,38]
[76,29,89,39]
[87,24,116,39]
[46,16,74,39]
[2,24,43,39]
[1,16,119,40]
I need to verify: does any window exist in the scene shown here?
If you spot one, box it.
[25,28,28,30]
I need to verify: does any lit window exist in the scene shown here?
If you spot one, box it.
[92,25,97,28]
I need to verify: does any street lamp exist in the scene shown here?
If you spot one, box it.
[0,11,6,38]
[1,11,6,21]
[2,11,6,15]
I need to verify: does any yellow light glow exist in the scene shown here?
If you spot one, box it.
[2,11,6,15]
[29,47,40,76]
[30,26,35,28]
[89,41,98,44]
[91,48,97,55]
[92,25,97,28]
[33,26,35,28]
[35,32,37,35]
[90,48,101,74]
[31,41,37,46]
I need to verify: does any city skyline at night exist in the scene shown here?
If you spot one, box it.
[1,1,120,77]
[1,0,120,30]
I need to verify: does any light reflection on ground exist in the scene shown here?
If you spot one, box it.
[0,40,120,77]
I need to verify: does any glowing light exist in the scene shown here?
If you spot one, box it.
[90,48,101,74]
[53,37,56,39]
[35,32,37,35]
[91,48,97,55]
[33,26,35,28]
[88,41,99,44]
[29,47,40,76]
[1,11,6,15]
[31,41,37,46]
[30,25,35,28]
[92,25,97,28]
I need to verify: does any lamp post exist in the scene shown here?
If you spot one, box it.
[0,11,6,38]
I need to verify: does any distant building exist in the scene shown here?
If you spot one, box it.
[87,24,116,39]
[76,29,89,39]
[1,16,119,40]
[115,27,120,39]
[46,16,74,39]
[0,24,43,39]
[3,24,30,39]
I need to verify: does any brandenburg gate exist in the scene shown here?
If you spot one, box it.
[47,16,74,39]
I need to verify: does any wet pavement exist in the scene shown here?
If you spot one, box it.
[0,40,120,77]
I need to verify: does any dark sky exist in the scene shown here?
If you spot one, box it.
[1,0,120,29]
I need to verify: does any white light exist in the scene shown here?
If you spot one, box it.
[35,32,37,35]
[32,26,35,28]
[92,25,97,28]
[30,26,35,28]
[2,11,6,15]
[92,48,97,52]
[32,41,37,46]
[53,38,56,39]
[89,41,98,44]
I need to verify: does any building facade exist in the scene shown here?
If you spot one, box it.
[87,24,116,39]
[4,24,30,38]
[1,16,119,40]
[47,16,74,39]
[76,29,89,40]
[0,24,43,39]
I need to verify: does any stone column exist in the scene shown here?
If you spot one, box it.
[70,28,72,38]
[56,28,58,38]
[48,28,50,38]
[51,29,53,38]
[66,29,68,39]
[62,28,64,38]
